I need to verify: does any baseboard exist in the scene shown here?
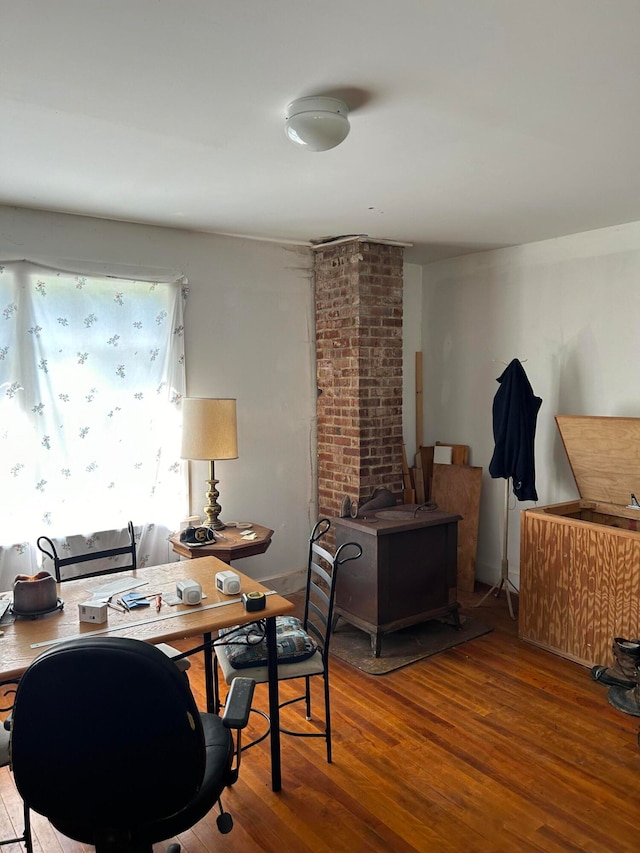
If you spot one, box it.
[264,574,521,600]
[263,568,306,595]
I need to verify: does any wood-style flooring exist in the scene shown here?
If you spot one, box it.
[1,587,638,852]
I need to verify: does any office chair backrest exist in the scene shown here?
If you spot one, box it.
[36,520,137,582]
[304,519,362,658]
[11,637,205,834]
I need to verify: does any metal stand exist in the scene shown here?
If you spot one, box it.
[475,478,518,620]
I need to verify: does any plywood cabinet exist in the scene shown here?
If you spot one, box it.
[519,416,640,668]
[520,502,640,666]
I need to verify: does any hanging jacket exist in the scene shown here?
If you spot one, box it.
[488,359,542,501]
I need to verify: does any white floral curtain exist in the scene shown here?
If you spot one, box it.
[0,261,188,588]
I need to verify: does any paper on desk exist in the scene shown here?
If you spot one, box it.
[88,577,148,600]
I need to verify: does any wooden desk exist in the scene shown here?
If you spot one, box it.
[170,523,274,563]
[0,556,294,791]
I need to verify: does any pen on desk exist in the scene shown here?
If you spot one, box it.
[156,594,161,612]
[118,597,130,612]
[107,601,126,614]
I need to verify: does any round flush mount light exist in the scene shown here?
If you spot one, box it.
[284,96,350,152]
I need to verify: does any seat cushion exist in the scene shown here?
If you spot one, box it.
[217,616,317,669]
[217,647,325,686]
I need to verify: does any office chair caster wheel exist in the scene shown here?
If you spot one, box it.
[217,811,233,834]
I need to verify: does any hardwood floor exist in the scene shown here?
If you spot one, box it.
[1,587,638,852]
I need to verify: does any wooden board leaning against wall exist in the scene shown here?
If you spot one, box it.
[409,443,482,594]
[407,353,482,593]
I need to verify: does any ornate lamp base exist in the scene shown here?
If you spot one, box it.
[202,461,226,530]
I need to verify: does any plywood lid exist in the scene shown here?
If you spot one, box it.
[555,415,640,505]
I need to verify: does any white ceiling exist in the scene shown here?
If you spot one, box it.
[2,0,640,264]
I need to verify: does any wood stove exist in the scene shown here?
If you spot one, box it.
[333,506,461,657]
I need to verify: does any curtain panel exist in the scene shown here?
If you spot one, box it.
[0,261,188,587]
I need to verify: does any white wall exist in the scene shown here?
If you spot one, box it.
[422,220,640,587]
[15,202,636,592]
[0,205,316,584]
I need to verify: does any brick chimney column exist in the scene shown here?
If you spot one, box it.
[313,238,405,522]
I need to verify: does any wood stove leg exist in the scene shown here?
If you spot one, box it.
[371,631,382,658]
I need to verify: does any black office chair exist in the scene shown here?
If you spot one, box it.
[10,637,255,853]
[214,518,362,762]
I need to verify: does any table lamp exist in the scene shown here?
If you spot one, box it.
[181,398,238,530]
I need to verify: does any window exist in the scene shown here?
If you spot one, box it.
[0,261,187,585]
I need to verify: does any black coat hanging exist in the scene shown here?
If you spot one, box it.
[489,358,542,502]
[477,359,542,620]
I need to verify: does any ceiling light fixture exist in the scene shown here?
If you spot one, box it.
[284,96,350,152]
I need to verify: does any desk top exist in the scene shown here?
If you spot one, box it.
[0,556,294,682]
[333,506,462,536]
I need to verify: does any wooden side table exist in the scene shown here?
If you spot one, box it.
[170,523,273,564]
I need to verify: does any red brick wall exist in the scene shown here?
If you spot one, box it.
[314,239,404,522]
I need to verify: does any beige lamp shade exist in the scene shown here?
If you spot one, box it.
[181,398,238,460]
